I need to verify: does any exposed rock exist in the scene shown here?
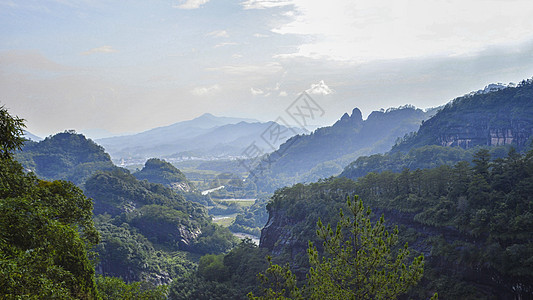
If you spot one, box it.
[436,116,533,149]
[393,80,533,153]
[170,181,192,192]
[177,225,202,250]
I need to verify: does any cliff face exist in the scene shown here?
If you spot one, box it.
[260,208,307,257]
[436,115,533,149]
[393,80,533,153]
[261,203,521,299]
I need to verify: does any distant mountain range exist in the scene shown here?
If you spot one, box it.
[252,105,438,192]
[23,130,42,141]
[96,113,305,162]
[341,78,533,180]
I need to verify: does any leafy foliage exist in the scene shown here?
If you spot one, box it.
[0,105,25,159]
[352,148,533,298]
[85,168,205,218]
[260,177,359,269]
[96,275,168,300]
[94,215,198,284]
[306,197,424,299]
[169,239,269,300]
[249,197,425,300]
[341,144,511,180]
[86,166,237,285]
[0,107,99,299]
[248,257,302,300]
[229,197,270,236]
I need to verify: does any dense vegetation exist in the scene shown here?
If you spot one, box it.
[228,197,269,236]
[86,168,202,217]
[341,144,512,180]
[132,158,215,206]
[262,147,533,298]
[0,107,172,299]
[133,158,189,188]
[170,197,427,300]
[1,149,99,298]
[249,197,426,300]
[85,168,238,283]
[260,177,360,271]
[3,107,243,298]
[352,148,533,298]
[4,77,533,299]
[0,108,99,298]
[16,130,116,185]
[168,239,269,300]
[392,79,533,153]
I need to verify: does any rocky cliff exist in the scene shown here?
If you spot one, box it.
[393,79,533,152]
[258,173,532,299]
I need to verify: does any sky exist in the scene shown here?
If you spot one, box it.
[2,0,533,138]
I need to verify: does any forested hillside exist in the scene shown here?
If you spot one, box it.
[133,158,214,206]
[16,130,116,185]
[86,166,238,283]
[134,158,189,189]
[340,144,512,180]
[260,148,533,299]
[341,80,533,180]
[392,79,533,152]
[1,107,166,298]
[4,110,238,297]
[3,77,533,300]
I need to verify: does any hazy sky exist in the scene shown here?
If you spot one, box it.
[2,0,533,138]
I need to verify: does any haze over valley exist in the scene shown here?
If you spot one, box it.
[3,1,533,299]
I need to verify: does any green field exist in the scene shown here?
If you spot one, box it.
[214,199,255,208]
[211,213,239,227]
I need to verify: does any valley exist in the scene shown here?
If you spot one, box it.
[4,78,533,299]
[4,2,533,299]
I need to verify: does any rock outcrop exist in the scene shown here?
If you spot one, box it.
[393,79,533,152]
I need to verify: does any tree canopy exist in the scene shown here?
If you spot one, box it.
[0,106,99,299]
[249,197,425,300]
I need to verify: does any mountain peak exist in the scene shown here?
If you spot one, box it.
[351,108,363,121]
[340,112,350,121]
[198,113,216,119]
[334,107,363,127]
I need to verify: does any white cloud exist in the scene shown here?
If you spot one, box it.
[250,87,264,95]
[81,46,117,55]
[306,80,333,95]
[272,0,533,62]
[232,54,243,59]
[279,91,288,97]
[191,84,220,96]
[214,42,238,48]
[241,0,293,9]
[207,30,229,38]
[207,62,283,76]
[253,33,269,38]
[173,0,209,9]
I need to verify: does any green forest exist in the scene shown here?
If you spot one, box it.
[2,79,533,300]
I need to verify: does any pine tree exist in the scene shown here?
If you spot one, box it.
[250,196,425,300]
[306,196,424,300]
